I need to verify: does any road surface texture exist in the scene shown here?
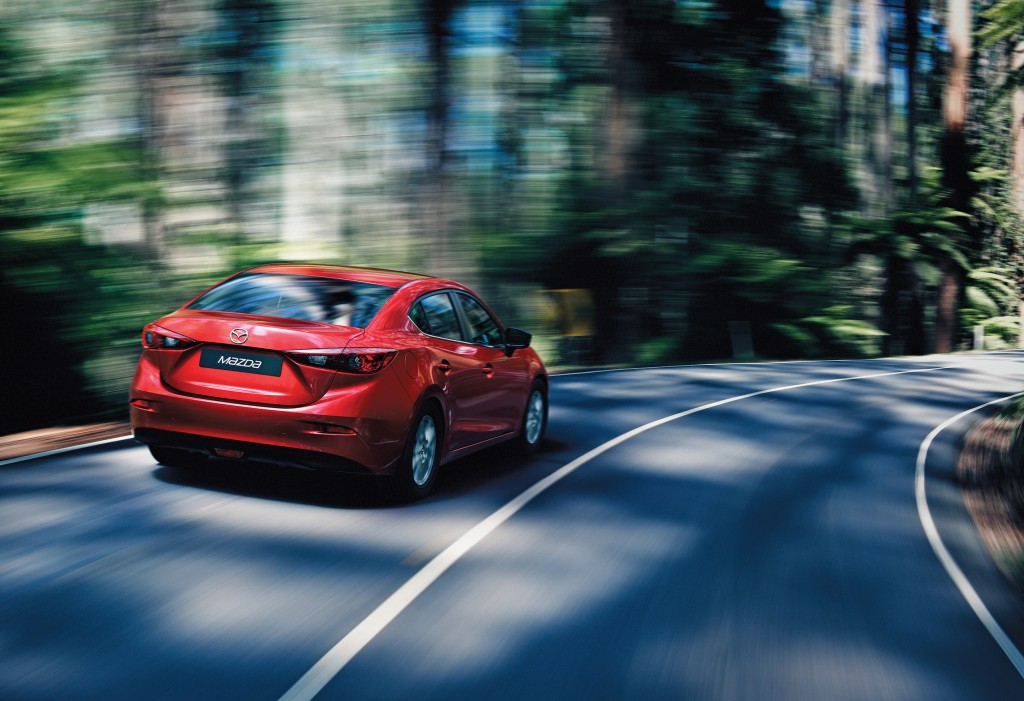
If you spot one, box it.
[3,353,1024,700]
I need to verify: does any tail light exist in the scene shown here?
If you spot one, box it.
[142,324,198,350]
[286,348,397,374]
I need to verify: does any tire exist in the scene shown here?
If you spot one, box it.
[385,406,441,502]
[149,445,206,470]
[514,381,547,455]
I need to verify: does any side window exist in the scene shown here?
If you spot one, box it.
[456,294,502,346]
[409,302,429,334]
[417,293,463,341]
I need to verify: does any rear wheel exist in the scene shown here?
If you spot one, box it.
[149,445,206,470]
[514,382,547,455]
[385,407,441,502]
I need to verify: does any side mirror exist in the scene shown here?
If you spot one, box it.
[504,327,532,355]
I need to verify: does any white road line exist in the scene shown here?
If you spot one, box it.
[916,392,1024,679]
[279,364,953,701]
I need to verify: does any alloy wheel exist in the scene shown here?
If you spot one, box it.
[411,414,437,486]
[525,390,545,445]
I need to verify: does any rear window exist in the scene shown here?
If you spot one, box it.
[188,272,396,328]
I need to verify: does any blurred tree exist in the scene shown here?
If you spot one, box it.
[495,0,525,234]
[970,0,1024,349]
[869,0,925,354]
[131,0,176,256]
[214,0,282,243]
[602,0,634,204]
[0,29,89,433]
[853,0,891,216]
[0,23,157,432]
[526,0,860,362]
[849,169,972,355]
[906,0,922,200]
[831,0,851,146]
[9,0,1024,436]
[961,266,1020,346]
[424,0,464,275]
[936,0,974,352]
[978,0,1024,210]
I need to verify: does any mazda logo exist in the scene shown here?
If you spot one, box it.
[230,328,248,344]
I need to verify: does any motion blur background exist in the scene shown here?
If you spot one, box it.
[1,0,1022,435]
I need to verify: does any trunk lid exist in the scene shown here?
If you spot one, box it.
[154,310,362,406]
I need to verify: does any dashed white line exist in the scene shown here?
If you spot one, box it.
[916,392,1024,679]
[278,364,953,701]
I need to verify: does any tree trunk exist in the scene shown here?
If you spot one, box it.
[1012,40,1024,211]
[935,257,963,352]
[134,0,173,258]
[603,0,632,203]
[594,0,635,363]
[858,0,881,84]
[906,0,920,202]
[852,0,891,217]
[810,0,829,85]
[881,2,894,214]
[497,0,524,235]
[943,0,971,134]
[218,0,278,244]
[425,0,457,275]
[882,255,903,355]
[831,0,850,146]
[936,0,972,354]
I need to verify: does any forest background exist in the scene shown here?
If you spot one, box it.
[2,0,1024,434]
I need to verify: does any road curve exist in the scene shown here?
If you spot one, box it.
[3,353,1024,700]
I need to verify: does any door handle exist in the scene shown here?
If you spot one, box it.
[437,359,452,374]
[482,363,494,377]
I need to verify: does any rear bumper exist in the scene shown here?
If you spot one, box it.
[133,428,372,474]
[130,359,413,475]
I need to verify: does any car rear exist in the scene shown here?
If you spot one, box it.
[130,268,416,474]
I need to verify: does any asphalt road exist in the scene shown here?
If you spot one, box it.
[4,353,1024,700]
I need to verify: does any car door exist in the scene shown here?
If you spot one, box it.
[450,291,531,442]
[411,292,528,450]
[412,291,496,452]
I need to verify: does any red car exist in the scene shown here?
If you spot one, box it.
[130,263,548,501]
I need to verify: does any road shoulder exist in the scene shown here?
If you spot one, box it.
[928,402,1024,658]
[0,422,130,462]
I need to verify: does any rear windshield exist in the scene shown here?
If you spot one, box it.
[188,272,396,328]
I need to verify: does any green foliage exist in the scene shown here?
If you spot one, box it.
[968,267,1019,309]
[978,0,1024,48]
[0,24,160,432]
[526,0,859,362]
[683,241,884,359]
[961,267,1021,349]
[798,307,888,358]
[947,6,1024,352]
[6,0,1024,432]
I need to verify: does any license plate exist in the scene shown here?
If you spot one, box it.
[199,348,283,377]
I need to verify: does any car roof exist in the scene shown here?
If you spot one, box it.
[245,263,433,288]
